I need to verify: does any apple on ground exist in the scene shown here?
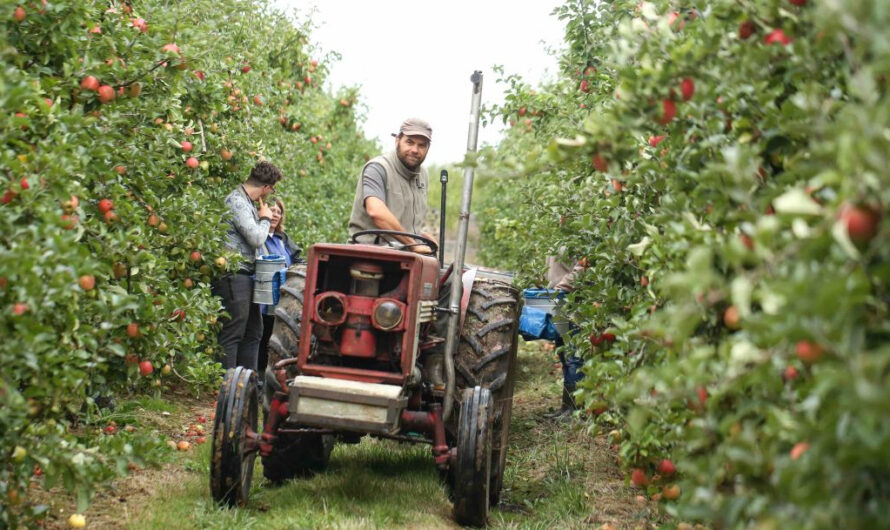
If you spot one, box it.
[630,468,648,487]
[662,484,680,500]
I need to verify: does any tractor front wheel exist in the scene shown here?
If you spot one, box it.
[210,367,259,507]
[452,386,492,527]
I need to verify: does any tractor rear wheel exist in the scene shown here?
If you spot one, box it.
[262,263,334,482]
[264,264,307,411]
[210,367,258,507]
[455,277,521,506]
[261,432,333,483]
[452,386,492,527]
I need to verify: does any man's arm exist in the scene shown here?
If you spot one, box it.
[365,197,429,249]
[229,193,271,248]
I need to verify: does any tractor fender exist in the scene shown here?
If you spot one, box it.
[459,267,478,329]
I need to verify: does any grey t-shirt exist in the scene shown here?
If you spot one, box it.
[361,162,387,203]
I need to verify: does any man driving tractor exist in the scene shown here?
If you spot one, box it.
[348,117,438,254]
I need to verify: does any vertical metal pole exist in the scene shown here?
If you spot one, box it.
[438,170,448,267]
[443,70,483,421]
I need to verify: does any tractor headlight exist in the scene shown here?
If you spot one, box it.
[315,292,346,325]
[373,300,403,331]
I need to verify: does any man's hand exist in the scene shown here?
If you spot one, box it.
[412,244,434,255]
[257,197,272,220]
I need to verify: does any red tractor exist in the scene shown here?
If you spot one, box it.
[209,72,522,526]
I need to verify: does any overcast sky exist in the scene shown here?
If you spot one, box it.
[272,0,567,166]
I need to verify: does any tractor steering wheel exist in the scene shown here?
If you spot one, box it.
[349,229,439,255]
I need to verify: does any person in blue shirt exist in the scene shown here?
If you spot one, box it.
[257,197,302,390]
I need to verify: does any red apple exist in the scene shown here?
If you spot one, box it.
[658,99,676,125]
[241,64,251,73]
[97,85,115,103]
[839,203,880,245]
[662,484,680,500]
[630,468,648,487]
[126,322,140,338]
[220,149,233,161]
[795,340,824,363]
[181,140,193,153]
[60,214,78,229]
[723,305,740,330]
[790,442,809,460]
[680,78,695,101]
[657,459,676,476]
[193,70,205,81]
[738,20,755,40]
[696,386,708,406]
[161,43,181,55]
[81,75,100,92]
[131,17,147,33]
[592,154,609,172]
[12,302,28,316]
[104,210,118,224]
[253,95,262,106]
[789,0,806,5]
[764,29,792,46]
[579,79,591,93]
[649,135,666,147]
[78,274,96,291]
[186,157,199,169]
[104,425,116,435]
[14,6,26,22]
[782,365,799,382]
[189,251,202,262]
[139,360,153,376]
[98,199,113,214]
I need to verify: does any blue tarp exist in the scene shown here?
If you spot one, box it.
[519,289,564,341]
[519,305,561,341]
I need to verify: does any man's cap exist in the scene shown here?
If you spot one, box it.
[392,118,432,141]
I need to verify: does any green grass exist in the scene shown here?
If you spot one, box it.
[126,342,664,529]
[133,440,452,530]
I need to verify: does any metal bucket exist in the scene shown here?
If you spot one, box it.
[252,254,286,305]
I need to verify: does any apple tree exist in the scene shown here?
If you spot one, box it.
[0,0,376,525]
[480,0,890,527]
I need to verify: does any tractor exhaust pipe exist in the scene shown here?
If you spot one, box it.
[442,70,483,421]
[438,169,448,267]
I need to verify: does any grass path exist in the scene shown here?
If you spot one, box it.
[44,342,664,529]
